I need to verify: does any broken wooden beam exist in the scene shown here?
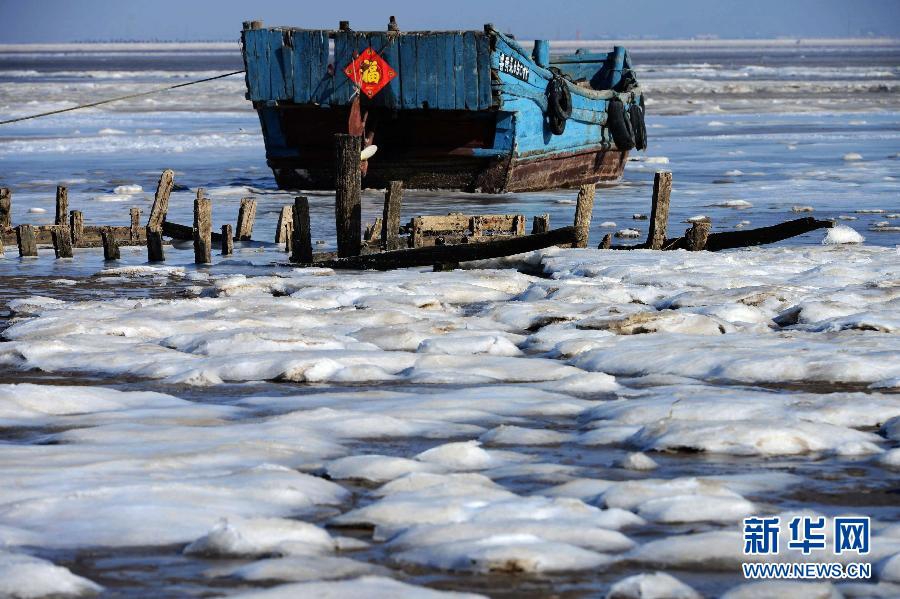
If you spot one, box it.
[532,213,550,234]
[55,186,68,226]
[16,224,37,257]
[609,218,834,251]
[685,220,711,251]
[308,226,577,271]
[52,225,73,258]
[334,133,362,257]
[382,181,403,250]
[193,197,212,264]
[147,169,174,230]
[275,205,293,245]
[703,217,832,251]
[101,228,120,260]
[236,197,257,241]
[162,221,222,243]
[221,224,233,256]
[647,171,672,250]
[130,207,142,242]
[290,196,313,264]
[146,226,164,262]
[573,183,596,248]
[0,188,10,229]
[70,210,83,246]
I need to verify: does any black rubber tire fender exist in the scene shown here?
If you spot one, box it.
[606,97,635,151]
[630,102,647,151]
[546,74,573,135]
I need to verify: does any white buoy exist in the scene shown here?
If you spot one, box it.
[360,144,378,161]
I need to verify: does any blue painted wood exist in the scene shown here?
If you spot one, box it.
[310,31,330,104]
[399,34,418,109]
[269,29,292,100]
[532,40,550,67]
[475,32,492,109]
[453,34,466,110]
[367,32,401,109]
[244,29,268,101]
[416,35,437,109]
[332,31,355,105]
[291,30,310,103]
[608,46,626,90]
[441,33,458,109]
[462,32,478,110]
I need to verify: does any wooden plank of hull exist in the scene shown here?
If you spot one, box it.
[507,148,628,192]
[269,145,627,193]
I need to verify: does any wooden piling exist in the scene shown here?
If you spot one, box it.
[573,183,596,248]
[221,224,233,255]
[599,233,612,249]
[381,181,403,250]
[685,220,711,251]
[275,205,293,245]
[52,226,73,258]
[290,196,313,264]
[647,171,672,250]
[0,188,10,228]
[129,207,142,242]
[532,213,550,235]
[236,197,257,241]
[69,210,83,247]
[101,228,120,260]
[147,169,174,231]
[55,186,68,226]
[146,226,164,262]
[193,198,212,264]
[16,225,37,257]
[196,187,205,201]
[334,134,362,257]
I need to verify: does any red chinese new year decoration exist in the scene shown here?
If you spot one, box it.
[343,47,396,99]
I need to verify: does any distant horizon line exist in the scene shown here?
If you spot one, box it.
[1,35,898,47]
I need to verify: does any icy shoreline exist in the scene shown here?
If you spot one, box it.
[0,244,898,597]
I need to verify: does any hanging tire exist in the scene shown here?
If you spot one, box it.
[630,103,647,151]
[607,97,635,151]
[546,73,572,135]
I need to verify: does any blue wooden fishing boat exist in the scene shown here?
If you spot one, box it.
[240,19,646,193]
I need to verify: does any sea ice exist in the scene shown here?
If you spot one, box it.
[607,572,701,599]
[0,550,102,598]
[823,225,864,244]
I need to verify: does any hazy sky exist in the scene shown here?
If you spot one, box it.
[1,0,898,42]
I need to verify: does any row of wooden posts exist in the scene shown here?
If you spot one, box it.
[1,131,730,268]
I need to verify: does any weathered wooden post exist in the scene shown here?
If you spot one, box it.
[196,187,205,201]
[573,183,596,248]
[0,188,10,229]
[686,219,711,251]
[275,205,293,246]
[16,225,37,257]
[146,226,164,262]
[647,171,672,250]
[52,226,73,258]
[55,186,68,226]
[388,16,399,32]
[69,210,83,246]
[193,197,212,264]
[221,224,233,255]
[532,213,550,234]
[599,233,612,249]
[381,181,403,250]
[236,197,257,241]
[334,134,362,257]
[130,207,142,242]
[147,169,174,231]
[101,228,120,260]
[291,196,313,263]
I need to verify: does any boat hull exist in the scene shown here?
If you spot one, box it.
[241,25,643,193]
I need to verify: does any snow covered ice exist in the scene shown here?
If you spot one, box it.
[1,38,899,597]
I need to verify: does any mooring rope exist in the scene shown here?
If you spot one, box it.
[0,69,246,126]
